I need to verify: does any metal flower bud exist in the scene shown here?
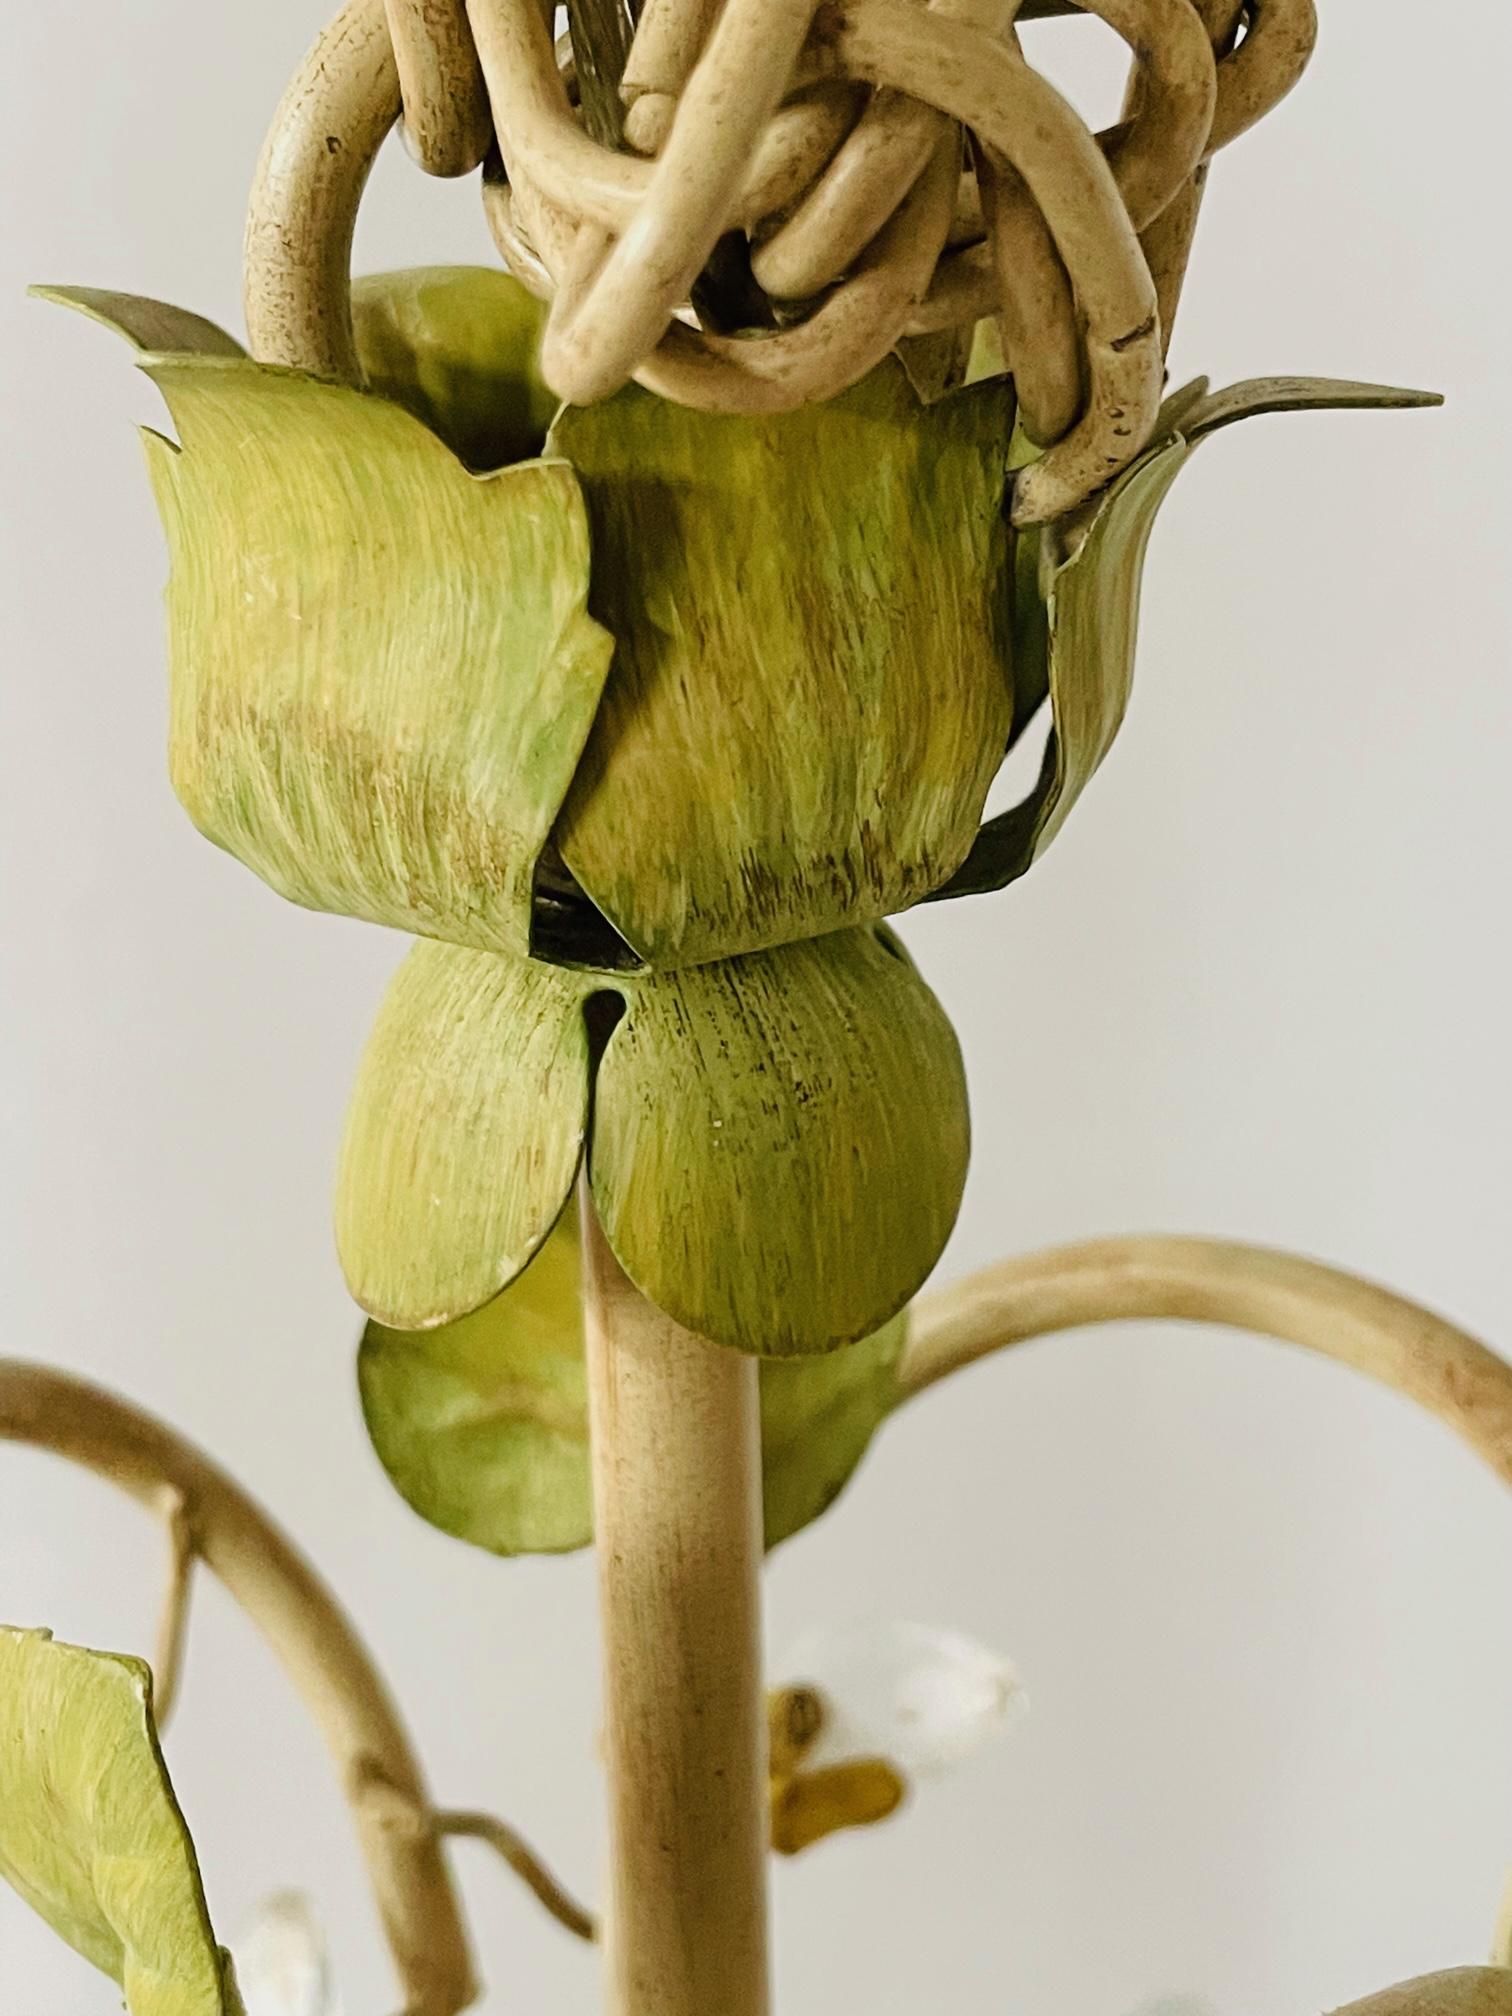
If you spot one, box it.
[358,1204,910,1554]
[43,271,1433,973]
[44,269,1020,973]
[43,270,1435,975]
[337,923,967,1357]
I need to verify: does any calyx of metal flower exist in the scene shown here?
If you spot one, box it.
[337,925,968,1356]
[41,275,612,964]
[44,269,1020,973]
[935,374,1442,901]
[548,362,1016,967]
[0,1626,240,2016]
[358,1207,907,1554]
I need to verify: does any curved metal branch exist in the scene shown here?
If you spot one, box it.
[0,1359,476,2016]
[150,1485,196,1731]
[435,1810,598,1944]
[898,1237,1512,1491]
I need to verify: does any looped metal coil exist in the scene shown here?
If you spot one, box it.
[244,0,1315,521]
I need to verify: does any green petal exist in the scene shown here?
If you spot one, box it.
[757,1311,906,1540]
[342,928,966,1355]
[937,375,1441,900]
[360,1204,593,1555]
[50,289,613,958]
[359,1209,906,1552]
[0,1627,236,2016]
[591,926,968,1354]
[550,363,1016,967]
[336,942,594,1329]
[33,285,244,357]
[351,266,557,472]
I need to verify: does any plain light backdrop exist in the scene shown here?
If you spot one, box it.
[3,4,1510,2012]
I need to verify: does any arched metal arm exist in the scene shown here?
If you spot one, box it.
[898,1235,1512,1489]
[0,1360,476,2016]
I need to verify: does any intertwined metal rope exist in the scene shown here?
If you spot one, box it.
[247,0,1314,519]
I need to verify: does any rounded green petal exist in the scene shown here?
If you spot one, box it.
[758,1312,906,1541]
[550,364,1016,968]
[591,927,969,1354]
[336,942,593,1330]
[359,1209,906,1554]
[351,266,557,472]
[0,1627,234,2016]
[359,1204,592,1556]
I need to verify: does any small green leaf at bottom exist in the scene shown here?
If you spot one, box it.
[359,1210,907,1555]
[0,1626,237,2016]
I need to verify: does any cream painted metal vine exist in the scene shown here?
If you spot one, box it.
[5,1235,1512,2014]
[6,1,1497,2014]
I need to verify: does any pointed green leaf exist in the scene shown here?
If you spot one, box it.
[34,285,245,357]
[48,289,614,959]
[550,363,1016,967]
[336,942,595,1329]
[936,375,1441,901]
[591,926,968,1354]
[359,1209,906,1552]
[0,1627,238,2016]
[1181,375,1441,437]
[351,266,557,473]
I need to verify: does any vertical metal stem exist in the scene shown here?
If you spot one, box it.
[581,1190,770,2016]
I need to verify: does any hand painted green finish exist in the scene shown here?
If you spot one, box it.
[756,1311,907,1539]
[47,281,613,964]
[549,364,1016,967]
[32,286,247,359]
[936,375,1442,900]
[361,1197,594,1556]
[590,927,967,1354]
[338,925,967,1355]
[359,1209,907,1552]
[144,358,612,960]
[0,1627,240,2016]
[351,265,557,472]
[42,276,1438,972]
[47,272,1022,972]
[336,943,593,1333]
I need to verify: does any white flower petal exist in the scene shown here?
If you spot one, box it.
[230,1891,341,2016]
[779,1620,1027,1779]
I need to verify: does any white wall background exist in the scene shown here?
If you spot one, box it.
[3,4,1510,2012]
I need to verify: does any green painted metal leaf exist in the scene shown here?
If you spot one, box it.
[351,265,557,472]
[33,286,244,357]
[756,1310,907,1537]
[0,1627,239,2016]
[336,942,594,1331]
[340,927,967,1354]
[360,1203,593,1555]
[48,289,613,961]
[359,1209,907,1551]
[590,926,968,1354]
[550,363,1016,968]
[936,375,1441,901]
